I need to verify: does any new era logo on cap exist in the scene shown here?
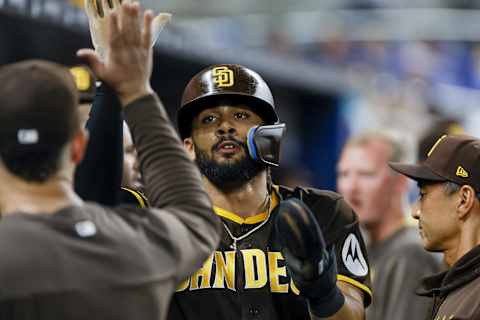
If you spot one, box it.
[456,166,469,178]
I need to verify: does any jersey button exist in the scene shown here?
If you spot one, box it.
[249,308,260,316]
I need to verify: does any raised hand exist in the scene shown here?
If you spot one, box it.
[78,2,157,106]
[84,0,171,62]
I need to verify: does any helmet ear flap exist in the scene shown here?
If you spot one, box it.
[247,123,286,167]
[247,126,259,162]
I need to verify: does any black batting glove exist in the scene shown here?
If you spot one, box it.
[275,198,345,318]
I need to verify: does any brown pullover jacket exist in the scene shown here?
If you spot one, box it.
[417,245,480,320]
[0,94,221,320]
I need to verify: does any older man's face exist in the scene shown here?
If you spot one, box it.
[337,140,399,228]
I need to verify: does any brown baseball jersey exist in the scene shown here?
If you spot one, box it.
[168,185,372,320]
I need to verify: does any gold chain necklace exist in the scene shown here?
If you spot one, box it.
[222,195,273,251]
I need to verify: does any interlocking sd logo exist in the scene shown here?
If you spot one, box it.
[212,66,234,88]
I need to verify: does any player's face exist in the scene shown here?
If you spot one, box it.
[122,125,142,189]
[337,141,398,227]
[412,183,459,253]
[187,104,265,190]
[191,105,263,163]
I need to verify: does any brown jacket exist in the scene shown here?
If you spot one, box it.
[0,94,221,320]
[417,245,480,320]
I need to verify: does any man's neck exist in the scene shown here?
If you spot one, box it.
[204,171,269,219]
[0,174,82,216]
[444,215,480,267]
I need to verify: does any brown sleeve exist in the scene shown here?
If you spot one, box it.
[123,94,221,281]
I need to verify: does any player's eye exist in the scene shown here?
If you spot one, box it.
[201,115,217,124]
[234,112,249,120]
[359,171,376,178]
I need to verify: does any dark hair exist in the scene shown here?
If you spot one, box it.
[0,146,65,183]
[0,60,79,183]
[419,180,480,200]
[443,181,480,200]
[443,181,461,195]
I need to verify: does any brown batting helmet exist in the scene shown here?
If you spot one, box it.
[178,64,278,139]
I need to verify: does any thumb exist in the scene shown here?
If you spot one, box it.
[77,49,106,79]
[150,13,172,46]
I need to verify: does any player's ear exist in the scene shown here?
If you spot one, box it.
[183,137,196,161]
[457,184,476,220]
[71,128,89,164]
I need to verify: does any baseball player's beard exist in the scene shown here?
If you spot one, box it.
[194,143,266,192]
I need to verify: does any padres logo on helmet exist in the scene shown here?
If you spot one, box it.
[177,64,278,139]
[212,66,235,88]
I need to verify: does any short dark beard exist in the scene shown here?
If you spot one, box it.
[194,140,266,192]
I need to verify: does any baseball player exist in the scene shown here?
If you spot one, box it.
[0,3,219,319]
[74,0,170,208]
[80,2,372,318]
[168,64,372,319]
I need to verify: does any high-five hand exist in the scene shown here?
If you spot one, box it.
[84,0,171,62]
[78,2,157,106]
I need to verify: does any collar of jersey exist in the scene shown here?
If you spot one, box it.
[214,185,280,225]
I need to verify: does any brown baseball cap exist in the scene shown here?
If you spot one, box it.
[0,60,79,152]
[389,135,480,192]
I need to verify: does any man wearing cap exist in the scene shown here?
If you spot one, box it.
[79,2,372,318]
[337,130,442,320]
[390,134,480,319]
[0,3,219,319]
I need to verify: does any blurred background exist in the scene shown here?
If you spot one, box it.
[2,0,480,191]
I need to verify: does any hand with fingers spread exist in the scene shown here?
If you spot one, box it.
[78,2,157,106]
[84,0,171,62]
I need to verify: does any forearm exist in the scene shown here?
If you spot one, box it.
[74,84,123,205]
[80,0,217,279]
[310,282,365,320]
[123,93,220,238]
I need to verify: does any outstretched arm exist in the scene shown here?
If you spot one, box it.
[78,1,220,281]
[74,84,123,206]
[75,0,171,205]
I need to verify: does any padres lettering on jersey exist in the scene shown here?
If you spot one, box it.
[176,249,300,294]
[168,186,372,320]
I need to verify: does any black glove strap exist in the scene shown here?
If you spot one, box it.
[288,247,345,317]
[307,285,345,318]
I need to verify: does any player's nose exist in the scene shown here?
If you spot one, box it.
[216,120,237,137]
